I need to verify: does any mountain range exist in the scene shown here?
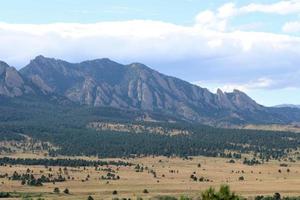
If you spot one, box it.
[275,104,300,109]
[1,55,300,126]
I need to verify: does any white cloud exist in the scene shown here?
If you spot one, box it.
[240,0,300,15]
[217,3,236,19]
[195,1,300,31]
[195,10,228,31]
[1,20,300,67]
[194,75,300,106]
[283,21,300,33]
[0,8,300,100]
[194,77,275,93]
[195,3,235,31]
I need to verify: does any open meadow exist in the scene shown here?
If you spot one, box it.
[1,152,300,200]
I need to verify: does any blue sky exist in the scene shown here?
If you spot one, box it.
[0,0,300,106]
[0,0,290,28]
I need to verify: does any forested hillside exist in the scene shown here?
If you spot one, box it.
[0,95,299,160]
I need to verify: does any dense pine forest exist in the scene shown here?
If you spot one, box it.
[0,96,300,160]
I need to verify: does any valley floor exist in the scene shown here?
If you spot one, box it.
[1,153,300,200]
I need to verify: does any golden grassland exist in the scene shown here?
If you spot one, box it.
[1,152,300,200]
[242,124,300,133]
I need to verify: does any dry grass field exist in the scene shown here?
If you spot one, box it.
[1,152,300,200]
[242,124,300,133]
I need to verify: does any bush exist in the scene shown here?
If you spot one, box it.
[53,187,60,193]
[153,196,177,200]
[180,196,192,200]
[87,196,94,200]
[273,193,281,200]
[112,190,118,195]
[255,195,264,200]
[201,185,241,200]
[0,192,10,198]
[143,189,149,193]
[63,188,70,194]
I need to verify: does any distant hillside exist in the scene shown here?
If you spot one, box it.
[1,95,300,159]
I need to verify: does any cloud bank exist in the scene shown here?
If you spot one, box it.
[0,1,300,105]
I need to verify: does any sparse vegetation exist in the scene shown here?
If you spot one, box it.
[53,187,60,194]
[87,196,94,200]
[201,185,241,200]
[0,157,132,167]
[0,155,300,199]
[112,190,118,195]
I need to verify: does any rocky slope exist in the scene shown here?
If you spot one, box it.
[0,61,34,97]
[0,55,299,125]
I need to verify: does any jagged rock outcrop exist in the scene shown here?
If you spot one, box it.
[0,61,34,97]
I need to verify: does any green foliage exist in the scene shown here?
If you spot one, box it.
[53,187,60,194]
[143,189,149,194]
[153,196,177,200]
[87,196,94,200]
[201,185,242,200]
[179,196,192,200]
[0,157,131,167]
[1,96,300,159]
[112,190,118,195]
[255,193,300,200]
[7,170,65,186]
[63,188,70,194]
[0,192,10,198]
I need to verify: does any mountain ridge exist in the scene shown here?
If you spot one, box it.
[274,104,300,109]
[1,55,300,125]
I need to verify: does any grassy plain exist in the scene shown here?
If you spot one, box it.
[1,152,300,200]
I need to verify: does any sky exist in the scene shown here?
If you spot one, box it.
[0,0,300,106]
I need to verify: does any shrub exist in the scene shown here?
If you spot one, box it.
[0,192,10,198]
[154,196,177,200]
[180,196,192,200]
[87,196,94,200]
[143,189,149,193]
[273,193,281,200]
[63,188,70,194]
[112,190,118,195]
[53,187,60,193]
[201,185,241,200]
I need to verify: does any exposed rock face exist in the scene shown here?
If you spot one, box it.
[0,55,299,125]
[0,61,33,97]
[227,89,262,111]
[19,56,266,123]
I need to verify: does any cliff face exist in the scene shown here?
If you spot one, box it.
[18,56,268,124]
[0,55,297,125]
[0,61,34,97]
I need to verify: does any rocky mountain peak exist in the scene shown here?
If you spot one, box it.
[216,88,224,95]
[80,58,118,66]
[0,61,34,97]
[0,60,10,67]
[0,61,9,76]
[1,56,277,124]
[30,55,56,64]
[215,88,235,110]
[227,89,262,111]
